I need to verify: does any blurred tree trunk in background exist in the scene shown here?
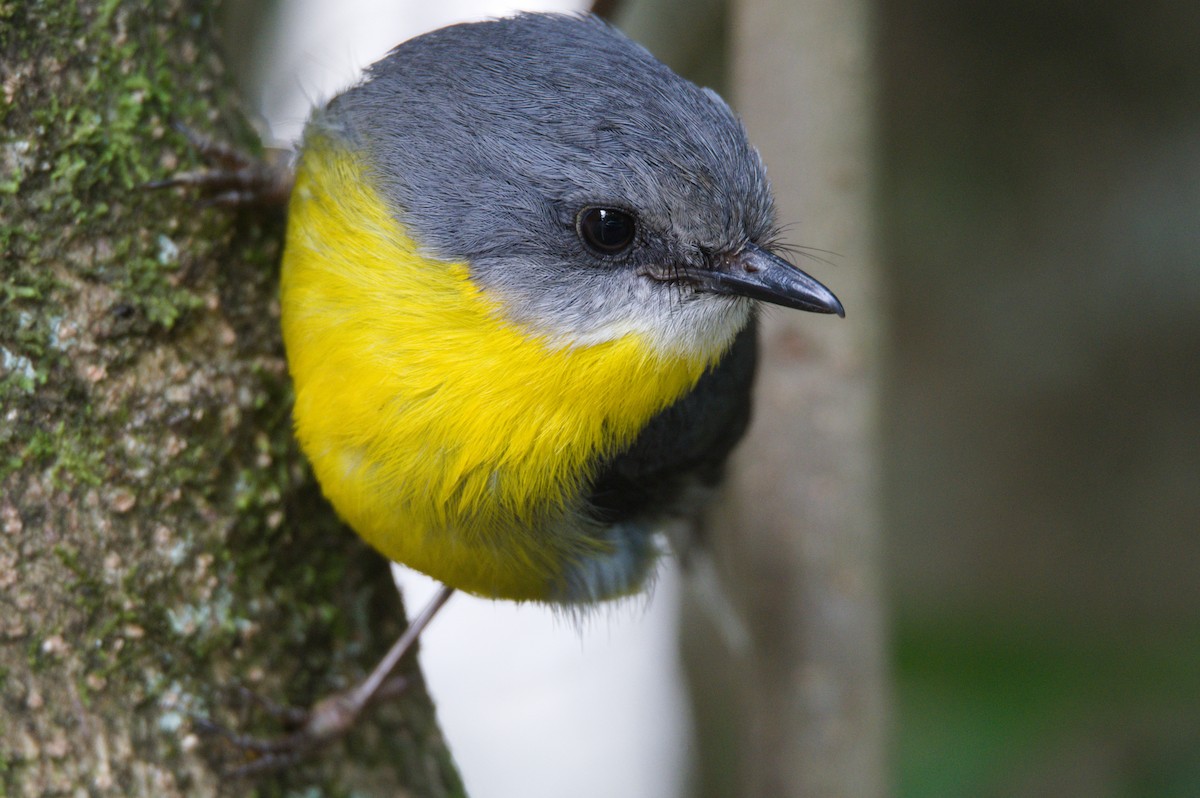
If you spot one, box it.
[649,0,888,793]
[726,0,886,794]
[0,2,460,795]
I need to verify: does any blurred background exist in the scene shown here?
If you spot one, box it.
[224,0,1200,795]
[880,1,1200,795]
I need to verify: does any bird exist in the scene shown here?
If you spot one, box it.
[202,11,843,761]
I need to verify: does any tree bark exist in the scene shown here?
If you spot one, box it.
[0,2,461,795]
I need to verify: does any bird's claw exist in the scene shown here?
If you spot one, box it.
[146,121,293,208]
[192,674,411,779]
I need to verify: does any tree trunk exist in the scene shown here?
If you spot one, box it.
[0,2,461,795]
[683,0,888,795]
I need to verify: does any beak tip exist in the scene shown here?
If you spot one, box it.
[812,287,845,318]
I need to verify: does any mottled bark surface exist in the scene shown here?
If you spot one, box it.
[0,2,461,795]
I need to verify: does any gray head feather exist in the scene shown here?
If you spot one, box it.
[315,13,776,354]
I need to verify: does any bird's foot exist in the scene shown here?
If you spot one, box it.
[195,674,411,778]
[146,122,293,208]
[194,586,452,778]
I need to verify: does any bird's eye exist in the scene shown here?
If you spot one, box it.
[576,207,637,255]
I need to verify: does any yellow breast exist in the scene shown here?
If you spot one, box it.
[280,135,716,600]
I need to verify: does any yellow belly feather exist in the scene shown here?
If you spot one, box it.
[280,136,716,600]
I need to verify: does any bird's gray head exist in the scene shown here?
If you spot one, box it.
[319,13,841,356]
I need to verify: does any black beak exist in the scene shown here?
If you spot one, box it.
[691,244,845,317]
